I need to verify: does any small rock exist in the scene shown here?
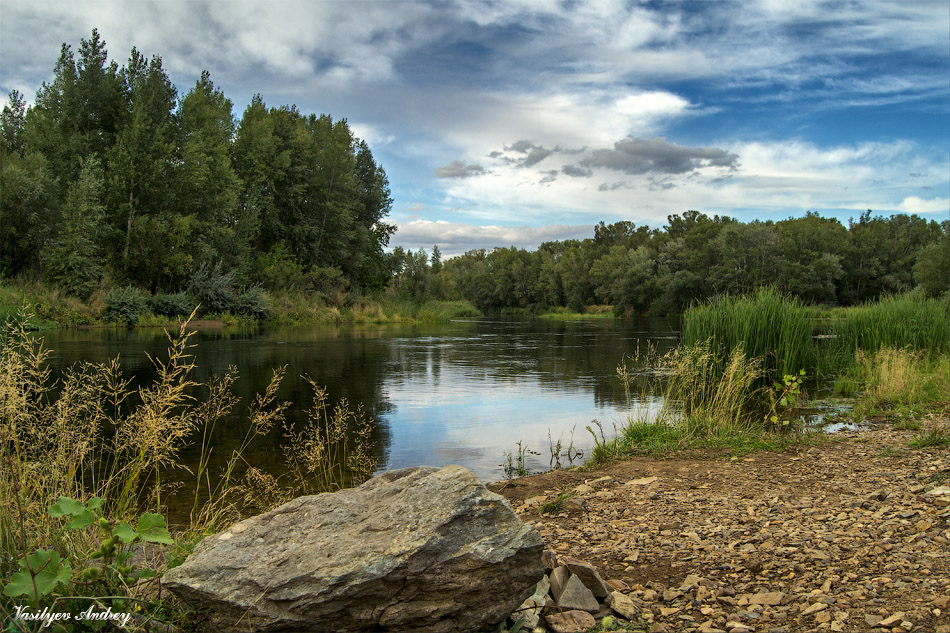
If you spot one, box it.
[573,483,595,495]
[878,612,904,627]
[925,485,950,496]
[550,565,571,600]
[643,589,659,602]
[544,610,596,633]
[663,589,684,602]
[609,591,639,619]
[556,574,600,613]
[935,595,950,609]
[626,476,659,486]
[561,556,612,598]
[802,602,828,616]
[865,614,883,627]
[750,591,785,606]
[607,578,630,591]
[512,575,550,629]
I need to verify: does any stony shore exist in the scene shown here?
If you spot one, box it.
[489,426,949,633]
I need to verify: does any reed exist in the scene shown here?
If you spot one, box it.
[833,295,950,357]
[681,287,815,387]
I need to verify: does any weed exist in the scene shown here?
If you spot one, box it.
[538,491,574,515]
[501,441,538,479]
[909,418,950,449]
[548,426,583,470]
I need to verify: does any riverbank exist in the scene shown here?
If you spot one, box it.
[0,278,483,328]
[489,423,950,633]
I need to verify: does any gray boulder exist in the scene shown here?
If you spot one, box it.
[164,465,544,632]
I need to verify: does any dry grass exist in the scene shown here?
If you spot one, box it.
[1,312,378,592]
[850,347,950,419]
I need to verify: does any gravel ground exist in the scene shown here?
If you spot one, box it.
[489,425,950,633]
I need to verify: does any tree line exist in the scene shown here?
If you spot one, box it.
[1,30,394,305]
[390,211,949,315]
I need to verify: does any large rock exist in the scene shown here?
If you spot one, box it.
[165,465,544,632]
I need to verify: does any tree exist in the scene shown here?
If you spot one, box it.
[41,157,105,298]
[914,226,950,298]
[106,47,178,283]
[174,71,243,278]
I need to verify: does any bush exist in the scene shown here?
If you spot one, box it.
[187,264,236,314]
[104,285,148,325]
[233,285,268,320]
[149,291,197,318]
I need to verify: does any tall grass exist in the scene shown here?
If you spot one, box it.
[681,287,815,386]
[843,347,950,419]
[833,295,950,357]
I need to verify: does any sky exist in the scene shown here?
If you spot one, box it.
[1,0,948,256]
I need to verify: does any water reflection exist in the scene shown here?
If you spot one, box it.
[42,317,679,483]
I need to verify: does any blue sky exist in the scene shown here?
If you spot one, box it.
[2,0,948,255]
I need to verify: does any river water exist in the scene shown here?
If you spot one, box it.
[41,317,679,484]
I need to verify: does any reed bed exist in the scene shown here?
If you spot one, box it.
[681,287,815,387]
[832,295,950,357]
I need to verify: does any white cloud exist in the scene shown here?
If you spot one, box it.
[392,220,593,256]
[898,196,950,216]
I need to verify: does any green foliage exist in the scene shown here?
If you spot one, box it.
[234,285,269,320]
[764,370,806,433]
[3,495,172,615]
[104,285,147,324]
[186,263,236,314]
[41,157,106,299]
[538,491,574,515]
[2,550,72,605]
[501,441,536,479]
[148,291,197,317]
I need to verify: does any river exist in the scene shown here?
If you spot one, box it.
[40,317,679,484]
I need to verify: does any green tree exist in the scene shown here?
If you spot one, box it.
[106,48,178,283]
[174,71,243,278]
[0,149,58,276]
[914,226,950,298]
[41,157,106,298]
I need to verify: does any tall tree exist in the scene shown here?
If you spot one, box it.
[41,157,105,298]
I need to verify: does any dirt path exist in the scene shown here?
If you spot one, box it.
[488,426,949,633]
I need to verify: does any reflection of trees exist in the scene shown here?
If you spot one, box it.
[383,317,679,409]
[44,325,398,490]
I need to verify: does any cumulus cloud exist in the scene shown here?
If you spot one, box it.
[897,196,950,215]
[434,160,487,178]
[582,137,738,175]
[392,220,594,256]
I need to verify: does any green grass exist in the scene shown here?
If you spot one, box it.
[681,287,816,387]
[832,295,950,357]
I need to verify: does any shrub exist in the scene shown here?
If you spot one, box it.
[187,264,236,314]
[104,285,148,324]
[233,285,268,320]
[149,291,197,318]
